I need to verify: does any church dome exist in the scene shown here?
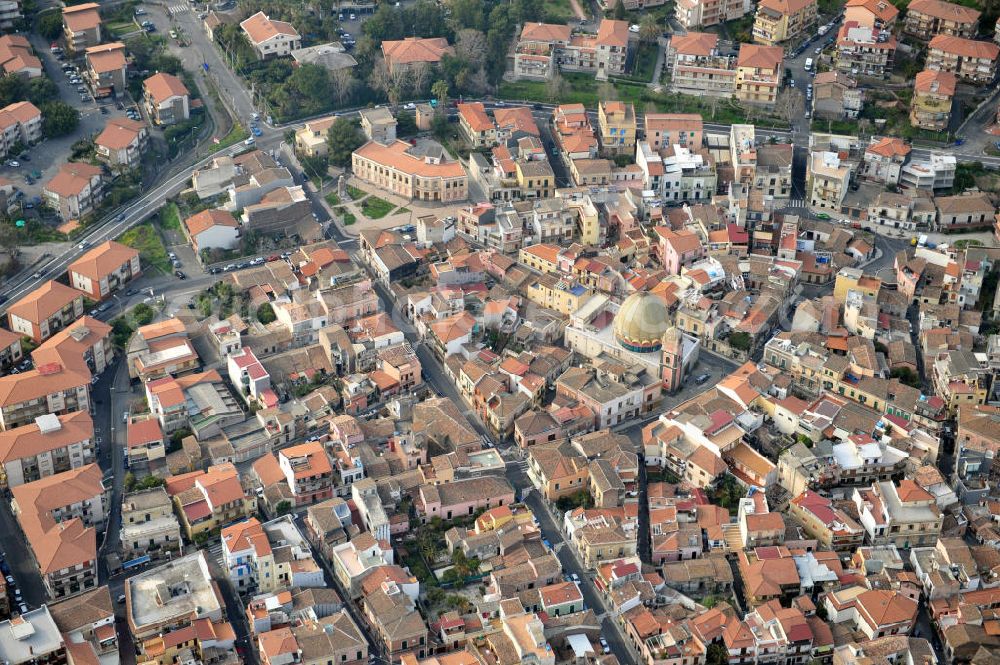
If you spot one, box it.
[613,292,669,353]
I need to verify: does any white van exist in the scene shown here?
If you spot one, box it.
[804,57,813,70]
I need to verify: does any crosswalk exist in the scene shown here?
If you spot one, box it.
[786,198,807,208]
[167,4,190,15]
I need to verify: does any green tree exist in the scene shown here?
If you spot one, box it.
[639,13,660,43]
[729,331,752,352]
[124,471,137,492]
[707,643,728,665]
[276,500,292,516]
[36,12,64,40]
[612,0,628,20]
[40,102,80,138]
[891,366,922,388]
[111,317,135,347]
[131,302,155,326]
[326,117,364,167]
[137,475,165,490]
[449,0,485,30]
[432,79,450,107]
[0,74,25,108]
[256,302,276,324]
[26,78,59,105]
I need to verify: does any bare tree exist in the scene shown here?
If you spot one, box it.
[597,80,618,102]
[369,57,393,100]
[455,29,487,69]
[330,68,356,107]
[467,67,490,96]
[546,72,569,102]
[774,88,803,126]
[410,62,432,98]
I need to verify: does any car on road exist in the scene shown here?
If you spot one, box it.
[18,154,28,162]
[17,603,26,615]
[169,30,178,39]
[122,411,129,423]
[815,212,831,220]
[209,267,222,274]
[30,270,42,279]
[349,13,356,19]
[77,241,89,249]
[175,270,186,280]
[252,126,263,137]
[4,575,12,585]
[599,638,610,654]
[244,137,255,146]
[695,373,711,385]
[224,263,236,271]
[117,594,126,604]
[403,102,416,110]
[6,160,17,167]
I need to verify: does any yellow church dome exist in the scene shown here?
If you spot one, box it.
[613,291,669,353]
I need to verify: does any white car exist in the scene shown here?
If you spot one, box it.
[403,102,416,110]
[599,638,611,654]
[169,30,177,39]
[244,137,255,145]
[349,13,356,19]
[628,24,640,33]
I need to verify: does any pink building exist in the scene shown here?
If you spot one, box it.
[654,227,704,274]
[416,476,515,522]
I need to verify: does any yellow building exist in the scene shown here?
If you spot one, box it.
[518,243,561,274]
[597,100,637,156]
[753,0,818,45]
[833,267,880,303]
[166,463,254,540]
[525,274,594,315]
[294,116,337,157]
[516,160,555,199]
[734,44,784,107]
[564,194,601,246]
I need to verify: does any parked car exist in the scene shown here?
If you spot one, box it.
[599,638,610,654]
[251,126,262,137]
[174,270,186,279]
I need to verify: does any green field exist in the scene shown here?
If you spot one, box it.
[541,0,583,22]
[361,196,395,219]
[119,223,169,273]
[158,202,182,232]
[209,124,249,153]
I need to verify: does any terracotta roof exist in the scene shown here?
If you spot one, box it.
[127,417,163,449]
[670,31,718,56]
[520,22,571,43]
[45,161,102,199]
[867,136,911,158]
[540,581,583,607]
[909,0,979,23]
[458,102,493,133]
[184,208,238,236]
[494,107,539,135]
[355,140,465,179]
[68,240,138,281]
[595,19,629,47]
[0,411,92,465]
[382,37,453,67]
[0,101,39,128]
[929,34,999,59]
[259,626,298,658]
[737,43,783,69]
[280,441,333,478]
[915,69,957,96]
[143,72,189,105]
[84,43,126,74]
[95,117,145,151]
[240,11,300,45]
[846,0,899,23]
[62,3,101,32]
[896,478,934,503]
[759,0,816,14]
[7,280,81,324]
[31,316,111,371]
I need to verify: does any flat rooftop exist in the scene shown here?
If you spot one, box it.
[126,551,221,630]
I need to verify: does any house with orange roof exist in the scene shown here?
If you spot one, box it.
[278,441,334,506]
[143,72,190,126]
[126,317,199,381]
[513,22,572,79]
[165,462,253,539]
[43,161,104,221]
[910,70,956,131]
[738,547,803,607]
[904,0,979,39]
[835,21,897,77]
[0,35,42,79]
[7,279,85,342]
[222,515,324,594]
[539,581,584,616]
[845,0,899,29]
[0,410,94,488]
[734,43,784,106]
[597,100,636,156]
[183,208,239,253]
[84,42,127,96]
[0,100,41,158]
[11,463,104,598]
[427,311,477,358]
[457,102,496,148]
[294,115,338,157]
[789,489,864,551]
[31,315,113,376]
[927,34,999,83]
[240,11,301,59]
[752,0,818,45]
[62,3,102,52]
[94,117,148,169]
[853,480,942,548]
[823,586,917,640]
[861,136,911,185]
[352,139,467,203]
[381,36,453,74]
[68,240,140,300]
[654,227,704,274]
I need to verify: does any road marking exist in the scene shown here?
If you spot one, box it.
[168,4,189,14]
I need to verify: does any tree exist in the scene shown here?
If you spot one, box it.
[0,74,25,108]
[256,302,276,324]
[455,29,487,69]
[35,11,63,40]
[449,0,485,30]
[891,366,922,388]
[774,88,804,126]
[612,0,628,20]
[131,302,155,326]
[410,61,432,98]
[707,643,728,665]
[545,72,569,102]
[26,78,59,105]
[330,68,357,108]
[40,102,80,138]
[276,500,292,516]
[639,13,660,43]
[729,331,752,352]
[124,471,137,492]
[326,117,365,167]
[432,79,450,107]
[0,222,19,259]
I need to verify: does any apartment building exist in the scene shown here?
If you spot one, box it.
[240,11,301,59]
[853,480,942,548]
[734,44,784,106]
[644,113,704,151]
[813,71,864,119]
[222,516,323,594]
[636,142,717,204]
[126,417,165,469]
[513,19,633,81]
[352,140,468,203]
[84,42,127,96]
[753,0,818,45]
[910,69,956,131]
[62,3,102,53]
[844,0,899,30]
[0,101,41,159]
[668,32,736,97]
[457,102,496,148]
[513,22,571,80]
[675,0,752,29]
[926,34,999,84]
[68,240,141,300]
[165,463,254,539]
[904,0,979,40]
[278,441,334,506]
[11,464,104,599]
[0,360,91,432]
[7,280,85,342]
[120,487,182,559]
[143,72,190,126]
[0,329,21,372]
[835,22,897,77]
[0,35,41,79]
[146,370,242,439]
[0,411,94,489]
[597,101,636,156]
[294,115,337,157]
[43,161,104,221]
[824,588,917,641]
[807,150,853,211]
[788,489,864,552]
[95,117,148,169]
[359,107,397,145]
